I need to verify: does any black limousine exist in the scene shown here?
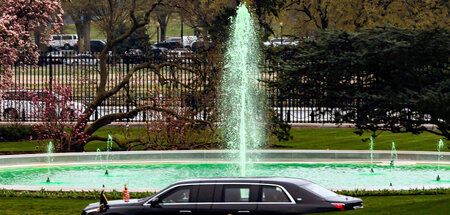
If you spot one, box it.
[82,177,363,215]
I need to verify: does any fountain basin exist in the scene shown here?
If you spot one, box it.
[0,150,449,192]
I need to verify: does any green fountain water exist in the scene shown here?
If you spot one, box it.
[220,3,265,177]
[46,141,54,183]
[390,142,398,167]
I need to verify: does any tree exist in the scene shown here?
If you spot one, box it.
[268,27,449,139]
[279,0,449,36]
[0,0,64,90]
[46,0,225,152]
[63,0,95,52]
[154,4,172,41]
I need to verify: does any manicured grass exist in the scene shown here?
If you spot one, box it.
[275,128,448,152]
[0,127,447,153]
[0,197,93,215]
[1,195,449,215]
[321,194,450,215]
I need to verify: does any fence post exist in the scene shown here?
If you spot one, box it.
[126,56,130,122]
[49,53,53,92]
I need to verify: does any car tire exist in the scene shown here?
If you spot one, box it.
[3,108,19,121]
[64,44,70,50]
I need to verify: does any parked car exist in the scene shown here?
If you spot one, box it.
[74,39,107,53]
[154,40,183,50]
[124,49,145,63]
[45,51,66,64]
[48,34,78,50]
[166,48,193,63]
[165,37,182,43]
[264,38,298,47]
[63,53,99,66]
[90,40,107,52]
[0,90,85,121]
[82,177,363,215]
[182,36,198,49]
[191,40,213,52]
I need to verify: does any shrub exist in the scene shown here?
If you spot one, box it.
[0,125,37,142]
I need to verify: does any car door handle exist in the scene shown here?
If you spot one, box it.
[238,211,250,213]
[179,210,191,214]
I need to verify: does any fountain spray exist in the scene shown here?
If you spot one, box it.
[369,137,374,173]
[46,141,54,183]
[436,139,444,181]
[95,148,103,170]
[390,142,397,167]
[105,135,113,175]
[220,3,265,177]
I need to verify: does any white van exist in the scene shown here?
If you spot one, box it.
[48,34,78,50]
[183,36,197,48]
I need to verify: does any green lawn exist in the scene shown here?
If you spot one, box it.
[322,194,450,215]
[0,197,93,215]
[0,127,447,153]
[61,15,195,43]
[1,195,449,215]
[276,128,448,152]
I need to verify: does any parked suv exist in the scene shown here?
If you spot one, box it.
[82,177,363,215]
[74,39,107,53]
[48,34,78,50]
[0,90,85,121]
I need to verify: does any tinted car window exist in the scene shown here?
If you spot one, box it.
[197,185,214,202]
[261,186,290,202]
[52,36,61,40]
[223,186,250,202]
[162,186,191,203]
[62,36,72,40]
[304,184,338,198]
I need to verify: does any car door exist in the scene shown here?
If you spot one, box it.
[210,184,258,215]
[141,185,197,215]
[256,185,299,215]
[194,184,215,215]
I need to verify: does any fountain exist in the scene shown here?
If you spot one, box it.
[220,3,265,176]
[0,4,449,192]
[369,136,374,173]
[95,148,103,168]
[104,135,113,175]
[390,142,398,167]
[437,139,444,181]
[46,141,53,183]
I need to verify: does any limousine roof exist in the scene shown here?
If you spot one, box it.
[173,177,312,186]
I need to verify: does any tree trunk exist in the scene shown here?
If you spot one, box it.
[160,22,167,41]
[83,21,91,52]
[34,26,46,52]
[74,18,91,52]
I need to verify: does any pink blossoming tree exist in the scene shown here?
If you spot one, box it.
[0,0,65,90]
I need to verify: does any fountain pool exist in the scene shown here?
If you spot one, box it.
[0,150,448,191]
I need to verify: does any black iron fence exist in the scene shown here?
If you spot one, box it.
[2,51,332,123]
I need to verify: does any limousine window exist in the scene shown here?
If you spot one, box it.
[161,186,191,203]
[223,186,250,202]
[197,185,214,202]
[261,186,290,202]
[304,183,338,198]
